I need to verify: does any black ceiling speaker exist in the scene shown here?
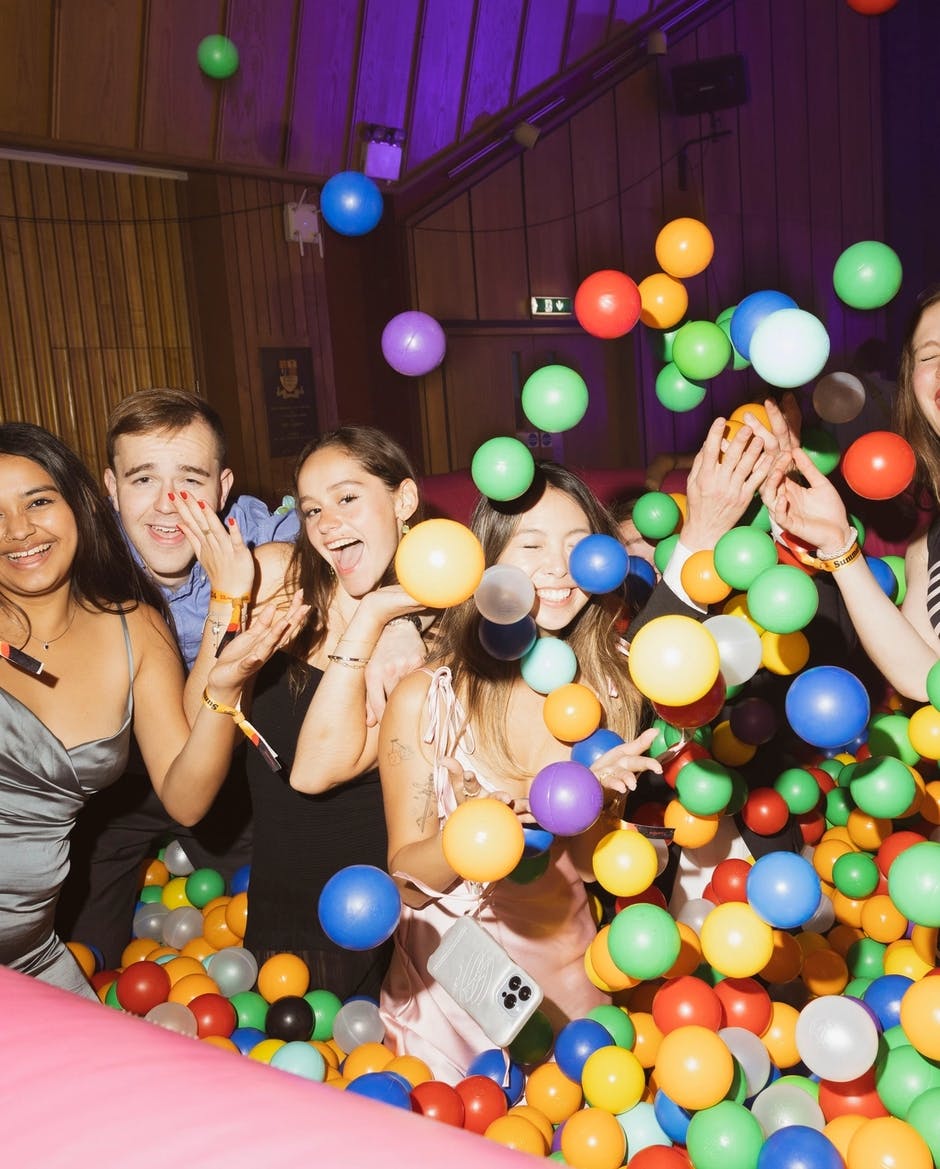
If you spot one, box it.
[670,53,749,116]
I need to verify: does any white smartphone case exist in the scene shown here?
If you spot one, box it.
[427,915,544,1047]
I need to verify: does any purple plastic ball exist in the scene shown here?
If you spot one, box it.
[529,761,604,836]
[381,311,446,376]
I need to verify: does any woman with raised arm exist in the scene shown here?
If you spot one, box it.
[0,423,303,999]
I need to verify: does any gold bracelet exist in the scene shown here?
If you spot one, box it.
[201,688,281,772]
[327,653,370,669]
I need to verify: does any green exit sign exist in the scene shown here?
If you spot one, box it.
[531,296,573,316]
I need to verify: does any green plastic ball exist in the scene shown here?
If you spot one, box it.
[800,426,841,476]
[686,1100,764,1169]
[774,766,824,815]
[866,712,919,764]
[882,554,907,606]
[586,1003,636,1049]
[184,867,226,909]
[833,240,903,310]
[470,436,535,501]
[715,305,751,370]
[607,903,681,981]
[631,491,681,540]
[746,564,819,633]
[849,755,917,820]
[713,526,779,591]
[508,1008,555,1065]
[675,758,734,815]
[928,661,940,711]
[887,840,940,926]
[653,533,680,576]
[230,990,270,1031]
[521,364,589,432]
[832,851,880,899]
[304,988,342,1041]
[672,319,732,381]
[655,362,707,412]
[197,34,240,80]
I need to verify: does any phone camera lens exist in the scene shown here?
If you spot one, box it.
[502,993,517,1010]
[508,976,522,991]
[519,985,532,1001]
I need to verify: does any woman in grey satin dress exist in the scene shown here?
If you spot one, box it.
[0,423,304,999]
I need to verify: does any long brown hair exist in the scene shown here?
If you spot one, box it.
[281,426,421,669]
[433,462,645,781]
[895,284,940,508]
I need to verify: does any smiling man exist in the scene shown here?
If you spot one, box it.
[56,389,299,967]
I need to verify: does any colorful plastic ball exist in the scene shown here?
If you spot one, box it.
[833,240,903,309]
[655,217,715,279]
[521,364,589,432]
[132,902,168,942]
[320,171,383,237]
[508,1008,556,1065]
[741,787,791,836]
[631,491,681,540]
[686,1099,764,1169]
[832,851,879,899]
[715,976,773,1036]
[441,796,525,882]
[713,527,779,591]
[520,637,577,695]
[569,727,624,769]
[679,550,732,605]
[574,269,641,338]
[814,371,867,424]
[467,1048,526,1105]
[162,905,203,949]
[629,614,721,706]
[653,532,680,576]
[673,759,733,816]
[380,310,446,376]
[543,683,602,743]
[729,290,799,360]
[592,828,659,897]
[841,430,916,500]
[484,1114,547,1156]
[849,755,917,820]
[560,1106,627,1169]
[652,975,724,1034]
[653,1089,693,1144]
[263,994,314,1042]
[715,305,751,369]
[888,840,940,927]
[395,518,485,607]
[729,696,778,745]
[746,851,822,929]
[796,994,880,1081]
[655,362,707,412]
[229,989,269,1032]
[145,1000,198,1035]
[703,614,763,686]
[747,563,820,633]
[529,760,604,836]
[608,903,681,981]
[845,0,900,11]
[410,1079,465,1125]
[525,1061,584,1125]
[196,34,239,79]
[188,991,237,1039]
[569,533,629,594]
[473,564,535,624]
[554,1018,614,1083]
[257,952,310,1003]
[909,704,940,759]
[654,1024,734,1110]
[672,320,732,381]
[582,1044,645,1113]
[346,1070,413,1110]
[332,998,385,1054]
[847,1115,933,1169]
[749,308,831,388]
[317,864,401,951]
[478,614,537,660]
[785,666,871,750]
[115,960,171,1016]
[700,902,775,978]
[470,436,534,501]
[456,1074,509,1134]
[639,272,689,329]
[758,1125,844,1169]
[205,947,258,998]
[269,1040,327,1081]
[626,1147,691,1169]
[905,1086,940,1166]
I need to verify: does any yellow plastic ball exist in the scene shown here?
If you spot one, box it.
[591,828,658,897]
[700,901,774,978]
[581,1045,645,1114]
[628,615,720,706]
[761,629,810,675]
[394,519,485,608]
[441,797,525,883]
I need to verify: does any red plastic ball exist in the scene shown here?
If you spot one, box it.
[846,0,899,13]
[796,808,827,845]
[114,960,171,1016]
[627,1144,694,1168]
[740,787,790,835]
[653,672,726,730]
[615,886,668,913]
[188,991,237,1038]
[574,269,642,339]
[652,975,724,1034]
[817,1069,889,1120]
[662,741,712,790]
[456,1074,508,1134]
[841,430,916,500]
[410,1080,466,1126]
[711,858,752,903]
[713,976,773,1035]
[876,829,927,877]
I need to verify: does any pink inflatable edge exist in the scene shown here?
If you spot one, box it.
[0,967,532,1167]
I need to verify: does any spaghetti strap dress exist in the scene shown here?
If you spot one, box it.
[0,612,135,999]
[242,651,393,1001]
[380,666,606,1084]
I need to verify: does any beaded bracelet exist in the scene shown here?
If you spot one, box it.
[202,688,280,771]
[387,614,424,633]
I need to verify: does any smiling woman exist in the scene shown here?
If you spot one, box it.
[0,422,304,999]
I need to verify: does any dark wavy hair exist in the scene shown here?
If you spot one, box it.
[895,284,940,508]
[281,426,421,668]
[432,462,644,781]
[0,423,168,634]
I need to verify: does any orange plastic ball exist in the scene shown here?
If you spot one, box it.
[484,1114,547,1156]
[898,975,940,1059]
[224,890,249,938]
[543,682,602,743]
[638,272,689,330]
[257,952,310,1002]
[760,1000,801,1068]
[860,893,907,943]
[846,1116,933,1169]
[729,402,772,432]
[167,971,220,1006]
[560,1105,627,1169]
[587,927,640,992]
[663,800,721,848]
[142,857,169,887]
[394,519,485,608]
[120,937,159,967]
[179,937,217,962]
[524,1061,584,1124]
[163,955,206,985]
[653,1024,734,1110]
[441,797,525,883]
[680,550,733,605]
[387,1054,433,1087]
[629,1010,664,1069]
[202,904,241,950]
[342,1040,394,1080]
[655,217,715,279]
[801,946,849,996]
[66,941,98,980]
[665,921,703,979]
[508,1105,554,1149]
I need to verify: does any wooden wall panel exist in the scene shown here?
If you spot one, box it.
[0,0,53,140]
[570,94,622,277]
[460,0,526,139]
[407,0,475,170]
[470,164,529,320]
[55,0,145,149]
[412,196,476,319]
[524,125,577,294]
[515,0,570,98]
[0,160,195,479]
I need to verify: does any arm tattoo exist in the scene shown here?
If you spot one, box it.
[415,771,436,832]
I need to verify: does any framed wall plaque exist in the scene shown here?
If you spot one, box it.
[260,347,318,458]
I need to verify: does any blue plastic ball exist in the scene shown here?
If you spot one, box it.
[729,289,798,360]
[345,1071,413,1110]
[746,851,822,929]
[230,1026,266,1055]
[785,665,871,749]
[862,973,913,1030]
[865,555,899,601]
[569,533,630,594]
[756,1124,843,1169]
[320,171,384,237]
[478,614,538,660]
[626,555,657,604]
[570,727,625,767]
[522,824,555,856]
[467,1048,526,1104]
[317,864,401,951]
[653,1089,693,1144]
[230,862,251,895]
[554,1018,612,1082]
[520,637,578,694]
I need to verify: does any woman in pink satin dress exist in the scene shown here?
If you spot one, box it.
[378,463,662,1084]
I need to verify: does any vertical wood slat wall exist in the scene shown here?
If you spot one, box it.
[0,159,196,478]
[408,0,886,474]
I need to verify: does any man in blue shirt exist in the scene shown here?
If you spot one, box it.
[56,389,299,967]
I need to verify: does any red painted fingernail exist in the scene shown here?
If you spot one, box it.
[180,490,188,500]
[198,499,206,509]
[167,492,175,501]
[227,517,235,526]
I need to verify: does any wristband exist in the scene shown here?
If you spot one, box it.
[209,591,250,657]
[202,688,280,771]
[817,541,862,572]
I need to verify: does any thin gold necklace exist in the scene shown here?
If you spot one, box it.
[29,604,77,652]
